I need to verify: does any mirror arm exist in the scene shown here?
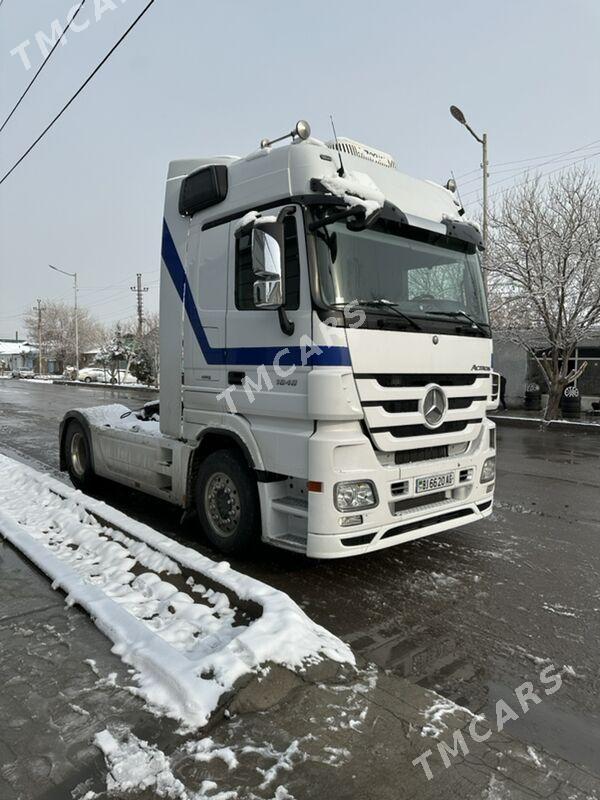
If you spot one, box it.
[308,206,362,232]
[278,307,295,336]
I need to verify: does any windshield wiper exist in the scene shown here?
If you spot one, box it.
[355,299,423,331]
[426,310,489,336]
[328,299,421,330]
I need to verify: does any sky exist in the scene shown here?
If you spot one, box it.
[1,0,599,339]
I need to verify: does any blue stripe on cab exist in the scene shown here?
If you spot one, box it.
[161,220,351,368]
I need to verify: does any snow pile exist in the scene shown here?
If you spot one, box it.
[91,729,302,799]
[420,694,484,739]
[93,730,187,798]
[319,170,385,217]
[0,454,353,730]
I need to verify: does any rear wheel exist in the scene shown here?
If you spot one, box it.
[194,449,260,555]
[84,376,93,383]
[64,420,96,490]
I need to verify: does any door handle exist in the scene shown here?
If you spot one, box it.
[228,371,245,386]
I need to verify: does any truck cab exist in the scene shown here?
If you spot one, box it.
[60,124,497,558]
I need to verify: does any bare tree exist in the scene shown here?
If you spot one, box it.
[488,168,600,420]
[23,300,104,369]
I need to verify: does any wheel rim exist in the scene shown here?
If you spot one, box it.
[70,432,87,478]
[204,472,241,538]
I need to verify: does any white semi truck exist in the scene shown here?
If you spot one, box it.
[60,121,498,558]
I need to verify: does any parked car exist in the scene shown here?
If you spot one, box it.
[77,367,109,383]
[11,369,35,379]
[77,367,138,385]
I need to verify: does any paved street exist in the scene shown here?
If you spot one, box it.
[1,379,600,797]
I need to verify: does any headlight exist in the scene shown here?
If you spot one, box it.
[480,457,495,483]
[334,480,378,511]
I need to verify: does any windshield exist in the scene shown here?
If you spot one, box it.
[313,217,489,333]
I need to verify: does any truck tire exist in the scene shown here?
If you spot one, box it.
[195,449,260,555]
[64,420,96,491]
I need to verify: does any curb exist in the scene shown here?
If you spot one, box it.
[490,414,600,433]
[50,380,158,393]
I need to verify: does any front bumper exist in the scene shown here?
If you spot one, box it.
[305,419,495,559]
[306,497,493,558]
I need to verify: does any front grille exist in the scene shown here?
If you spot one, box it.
[368,396,484,414]
[364,373,487,388]
[376,419,482,438]
[449,396,486,409]
[356,372,490,460]
[395,446,449,465]
[394,491,446,513]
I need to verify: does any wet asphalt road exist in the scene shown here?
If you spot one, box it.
[1,378,600,779]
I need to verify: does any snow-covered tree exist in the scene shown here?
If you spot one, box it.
[129,345,154,385]
[488,167,600,420]
[96,324,132,382]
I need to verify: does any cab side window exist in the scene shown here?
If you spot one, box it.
[235,215,300,310]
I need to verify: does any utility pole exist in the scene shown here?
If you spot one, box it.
[130,273,148,340]
[449,106,490,280]
[49,264,79,372]
[482,131,489,254]
[35,299,46,375]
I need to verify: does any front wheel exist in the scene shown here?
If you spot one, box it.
[63,420,96,490]
[194,449,260,555]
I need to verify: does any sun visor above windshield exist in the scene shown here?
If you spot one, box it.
[402,213,447,236]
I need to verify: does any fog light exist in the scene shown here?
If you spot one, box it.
[339,515,363,527]
[334,480,378,511]
[480,457,495,483]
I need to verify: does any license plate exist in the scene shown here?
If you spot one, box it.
[415,472,455,494]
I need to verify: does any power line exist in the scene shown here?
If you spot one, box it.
[462,149,600,207]
[492,137,600,169]
[459,145,600,191]
[460,147,600,199]
[0,0,156,187]
[0,1,89,134]
[454,136,600,182]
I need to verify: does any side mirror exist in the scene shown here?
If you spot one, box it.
[252,227,283,309]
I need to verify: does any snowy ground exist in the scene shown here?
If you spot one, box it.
[0,454,352,723]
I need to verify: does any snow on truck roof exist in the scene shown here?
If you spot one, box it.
[167,136,462,230]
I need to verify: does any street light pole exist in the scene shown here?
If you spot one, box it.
[49,264,79,373]
[449,105,489,254]
[482,131,489,254]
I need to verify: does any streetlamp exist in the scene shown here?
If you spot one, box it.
[49,264,79,373]
[450,105,489,254]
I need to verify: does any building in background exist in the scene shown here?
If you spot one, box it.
[494,331,600,411]
[0,338,39,375]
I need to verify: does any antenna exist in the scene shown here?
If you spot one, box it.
[329,114,346,177]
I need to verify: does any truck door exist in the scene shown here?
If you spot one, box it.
[182,218,229,416]
[224,205,313,471]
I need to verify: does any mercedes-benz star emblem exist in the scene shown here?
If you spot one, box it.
[421,385,447,429]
